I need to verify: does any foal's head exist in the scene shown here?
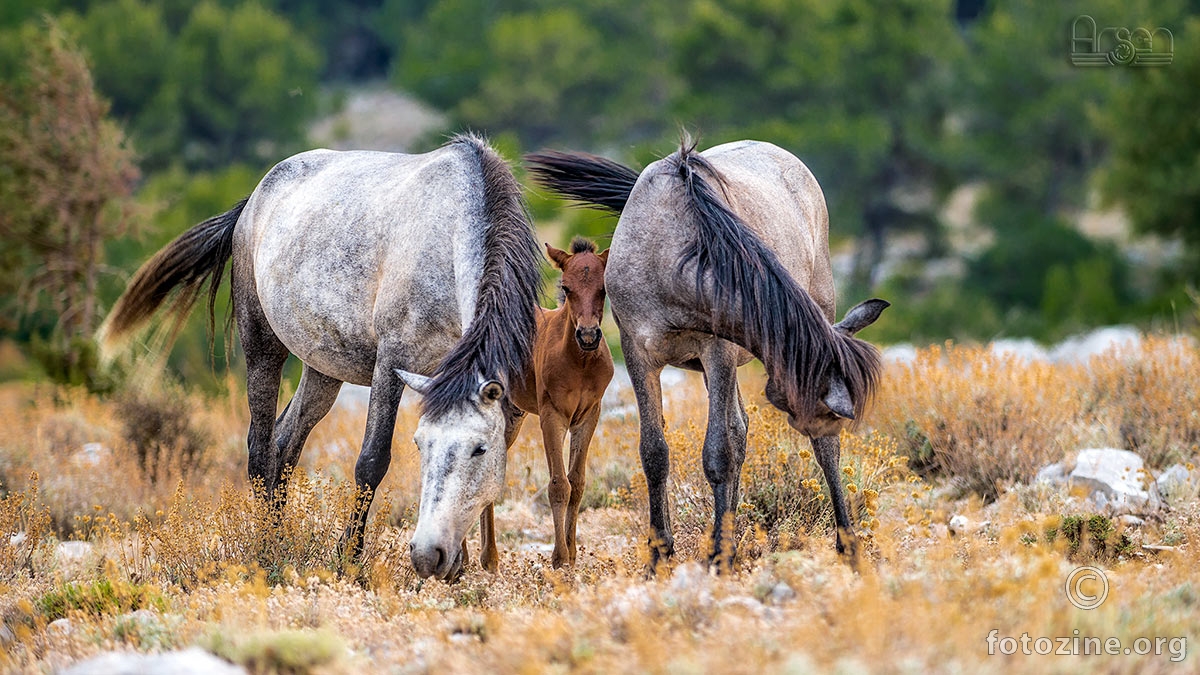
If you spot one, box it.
[546,237,610,352]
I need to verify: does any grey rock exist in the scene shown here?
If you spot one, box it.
[1069,448,1160,515]
[1035,462,1067,485]
[1157,463,1197,502]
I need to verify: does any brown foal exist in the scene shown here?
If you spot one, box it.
[479,237,614,570]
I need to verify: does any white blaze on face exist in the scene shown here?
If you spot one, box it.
[408,394,507,579]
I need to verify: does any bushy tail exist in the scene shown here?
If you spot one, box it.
[524,150,640,214]
[98,198,247,354]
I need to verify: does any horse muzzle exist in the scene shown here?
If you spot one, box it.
[575,326,603,352]
[410,540,464,581]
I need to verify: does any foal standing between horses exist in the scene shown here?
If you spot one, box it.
[528,139,887,572]
[479,238,614,569]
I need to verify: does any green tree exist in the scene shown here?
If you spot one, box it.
[168,1,322,168]
[671,0,963,291]
[1102,17,1200,275]
[0,20,140,382]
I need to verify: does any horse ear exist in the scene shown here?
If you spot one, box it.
[597,248,610,266]
[395,369,433,395]
[823,373,855,420]
[545,243,570,269]
[479,380,505,403]
[833,298,890,336]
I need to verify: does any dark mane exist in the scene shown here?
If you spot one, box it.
[569,236,596,254]
[421,133,541,418]
[671,139,881,421]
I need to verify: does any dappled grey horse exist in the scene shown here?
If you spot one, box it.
[527,139,888,570]
[99,134,541,581]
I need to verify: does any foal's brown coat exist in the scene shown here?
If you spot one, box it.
[480,238,614,569]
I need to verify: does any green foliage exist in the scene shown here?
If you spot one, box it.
[169,2,322,168]
[203,628,346,674]
[1103,17,1200,273]
[35,578,167,622]
[1043,514,1135,562]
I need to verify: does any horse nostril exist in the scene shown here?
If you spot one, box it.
[434,546,446,571]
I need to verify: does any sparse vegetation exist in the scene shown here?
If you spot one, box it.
[1,338,1197,672]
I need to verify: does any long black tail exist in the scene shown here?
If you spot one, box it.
[98,198,247,352]
[524,150,641,214]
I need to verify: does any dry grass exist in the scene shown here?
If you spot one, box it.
[1,338,1197,673]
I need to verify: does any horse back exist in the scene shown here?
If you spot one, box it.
[233,145,488,384]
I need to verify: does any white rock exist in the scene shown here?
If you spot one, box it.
[47,618,72,636]
[990,339,1048,363]
[1035,463,1067,485]
[1051,326,1140,364]
[1069,448,1159,515]
[1157,464,1197,502]
[60,648,247,675]
[9,531,27,547]
[948,515,969,536]
[882,344,918,364]
[768,582,796,604]
[1119,515,1145,527]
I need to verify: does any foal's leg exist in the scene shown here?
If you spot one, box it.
[479,402,526,573]
[621,335,672,571]
[539,410,571,568]
[564,404,601,567]
[699,341,748,571]
[236,285,290,498]
[812,434,859,562]
[340,357,405,564]
[273,365,342,491]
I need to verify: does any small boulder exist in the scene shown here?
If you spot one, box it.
[1156,464,1197,503]
[948,515,970,536]
[1068,448,1160,515]
[1035,463,1067,485]
[61,648,246,675]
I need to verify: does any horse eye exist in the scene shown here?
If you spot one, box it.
[471,445,487,458]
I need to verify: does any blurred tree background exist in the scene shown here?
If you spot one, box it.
[0,0,1198,389]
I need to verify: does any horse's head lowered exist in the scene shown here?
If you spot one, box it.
[547,238,609,352]
[764,298,890,438]
[394,370,510,581]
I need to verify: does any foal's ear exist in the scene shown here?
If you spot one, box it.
[833,298,890,336]
[479,380,505,404]
[395,369,433,395]
[545,243,570,269]
[597,248,610,266]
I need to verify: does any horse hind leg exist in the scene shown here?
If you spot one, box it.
[236,283,290,499]
[620,332,672,573]
[699,341,747,572]
[273,364,342,491]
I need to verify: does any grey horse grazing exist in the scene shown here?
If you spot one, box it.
[527,139,888,570]
[99,134,540,582]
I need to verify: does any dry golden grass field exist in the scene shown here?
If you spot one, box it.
[1,338,1198,673]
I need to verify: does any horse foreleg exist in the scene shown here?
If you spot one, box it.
[699,342,747,572]
[812,434,859,565]
[539,412,571,568]
[565,404,601,567]
[339,359,404,567]
[622,336,672,573]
